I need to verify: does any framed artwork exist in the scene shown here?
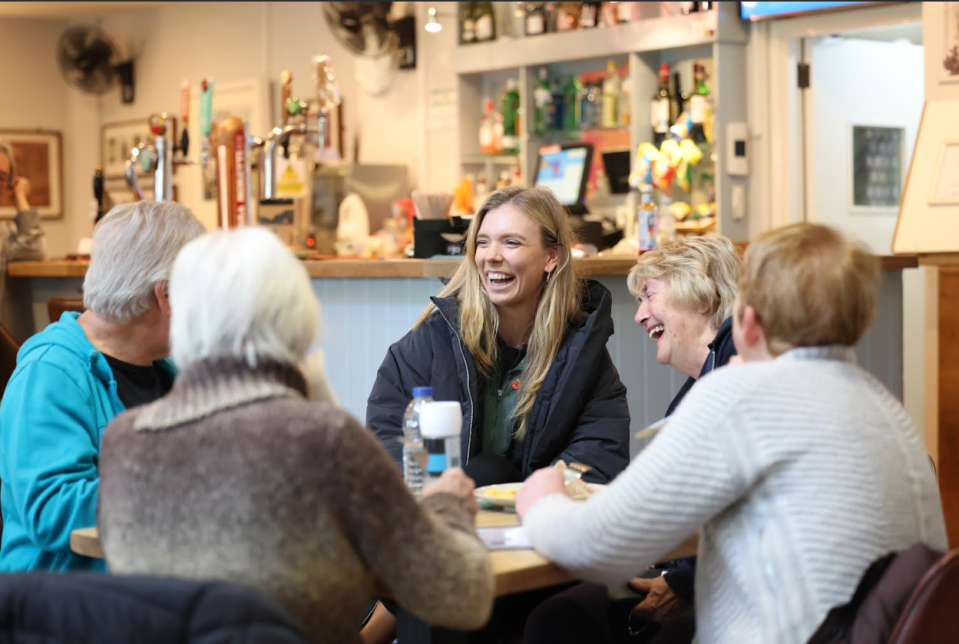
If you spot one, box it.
[100,118,178,179]
[0,129,63,220]
[929,141,959,206]
[944,2,959,82]
[103,176,178,209]
[850,124,903,211]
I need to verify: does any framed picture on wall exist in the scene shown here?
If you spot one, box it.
[0,129,63,220]
[849,124,904,211]
[100,118,177,179]
[943,2,959,82]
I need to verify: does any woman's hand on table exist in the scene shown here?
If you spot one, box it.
[422,468,479,515]
[516,466,568,520]
[628,576,690,623]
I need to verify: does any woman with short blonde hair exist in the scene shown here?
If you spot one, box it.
[519,223,946,644]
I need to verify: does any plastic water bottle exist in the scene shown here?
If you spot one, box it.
[402,387,432,498]
[419,401,463,484]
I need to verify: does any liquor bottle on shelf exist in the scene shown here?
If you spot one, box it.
[602,59,621,128]
[525,2,546,36]
[580,1,602,28]
[461,2,477,44]
[479,98,495,154]
[582,82,601,130]
[501,78,521,154]
[533,68,553,135]
[555,2,579,31]
[550,76,567,131]
[680,2,699,15]
[563,74,583,131]
[619,72,631,127]
[492,103,505,154]
[474,2,496,42]
[699,2,714,11]
[673,71,688,117]
[651,63,673,146]
[690,63,711,143]
[616,1,634,24]
[600,2,617,27]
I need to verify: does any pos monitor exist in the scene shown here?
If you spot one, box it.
[533,143,594,215]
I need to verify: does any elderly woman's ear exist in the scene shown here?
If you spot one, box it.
[300,348,338,405]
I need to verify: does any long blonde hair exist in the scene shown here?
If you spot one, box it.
[415,186,583,439]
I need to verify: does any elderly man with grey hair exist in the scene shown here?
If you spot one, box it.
[0,200,206,573]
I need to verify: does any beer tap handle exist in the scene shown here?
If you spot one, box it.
[179,79,190,158]
[93,165,105,223]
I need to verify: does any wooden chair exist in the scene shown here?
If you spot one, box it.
[887,548,959,644]
[0,323,20,398]
[47,297,85,324]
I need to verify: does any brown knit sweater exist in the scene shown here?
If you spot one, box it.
[98,358,495,644]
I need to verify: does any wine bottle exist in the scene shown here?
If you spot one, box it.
[525,2,546,36]
[474,2,496,42]
[563,74,583,131]
[602,60,621,128]
[533,68,553,135]
[501,78,521,154]
[673,71,688,118]
[580,2,602,28]
[651,63,673,146]
[690,63,711,144]
[461,2,477,43]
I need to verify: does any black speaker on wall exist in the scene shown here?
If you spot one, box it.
[394,14,416,70]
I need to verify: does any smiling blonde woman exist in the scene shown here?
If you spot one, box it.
[367,186,630,486]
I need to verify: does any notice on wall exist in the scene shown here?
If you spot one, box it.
[275,157,309,199]
[428,88,457,131]
[931,142,959,205]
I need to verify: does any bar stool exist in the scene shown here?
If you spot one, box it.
[47,297,85,324]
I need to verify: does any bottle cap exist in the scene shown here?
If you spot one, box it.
[412,386,433,398]
[419,401,463,439]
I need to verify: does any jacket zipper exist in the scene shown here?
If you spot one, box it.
[435,309,473,464]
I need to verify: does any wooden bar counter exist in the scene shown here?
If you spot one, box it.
[9,254,916,458]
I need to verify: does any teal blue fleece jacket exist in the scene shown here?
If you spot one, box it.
[0,312,175,572]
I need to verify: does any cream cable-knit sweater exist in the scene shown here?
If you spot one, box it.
[523,347,947,644]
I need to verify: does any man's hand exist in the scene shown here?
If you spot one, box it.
[12,176,30,211]
[422,468,479,515]
[516,466,567,520]
[628,575,690,623]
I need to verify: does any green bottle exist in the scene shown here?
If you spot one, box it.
[533,68,552,136]
[563,75,583,132]
[501,78,521,154]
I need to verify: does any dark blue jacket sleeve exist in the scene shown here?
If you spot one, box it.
[366,324,435,470]
[663,557,696,603]
[554,348,630,484]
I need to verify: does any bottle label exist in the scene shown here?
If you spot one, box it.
[427,452,447,475]
[527,14,544,35]
[651,98,670,132]
[618,2,632,22]
[581,5,596,27]
[475,15,493,41]
[638,207,657,251]
[691,95,708,124]
[534,86,551,108]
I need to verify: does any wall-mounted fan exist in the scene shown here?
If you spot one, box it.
[322,2,416,96]
[56,26,135,104]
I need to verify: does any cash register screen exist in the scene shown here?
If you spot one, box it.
[533,143,593,215]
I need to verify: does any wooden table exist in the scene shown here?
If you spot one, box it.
[72,510,698,643]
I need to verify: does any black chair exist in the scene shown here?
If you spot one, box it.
[0,572,312,644]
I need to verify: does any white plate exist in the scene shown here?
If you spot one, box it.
[474,482,604,508]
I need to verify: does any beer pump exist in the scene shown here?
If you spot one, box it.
[262,55,341,201]
[122,78,216,202]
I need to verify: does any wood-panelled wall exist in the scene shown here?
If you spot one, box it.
[938,267,959,546]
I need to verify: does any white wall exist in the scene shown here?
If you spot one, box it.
[0,18,100,259]
[807,36,924,252]
[2,2,426,249]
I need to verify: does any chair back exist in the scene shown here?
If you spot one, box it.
[0,323,20,397]
[887,548,959,644]
[47,297,85,324]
